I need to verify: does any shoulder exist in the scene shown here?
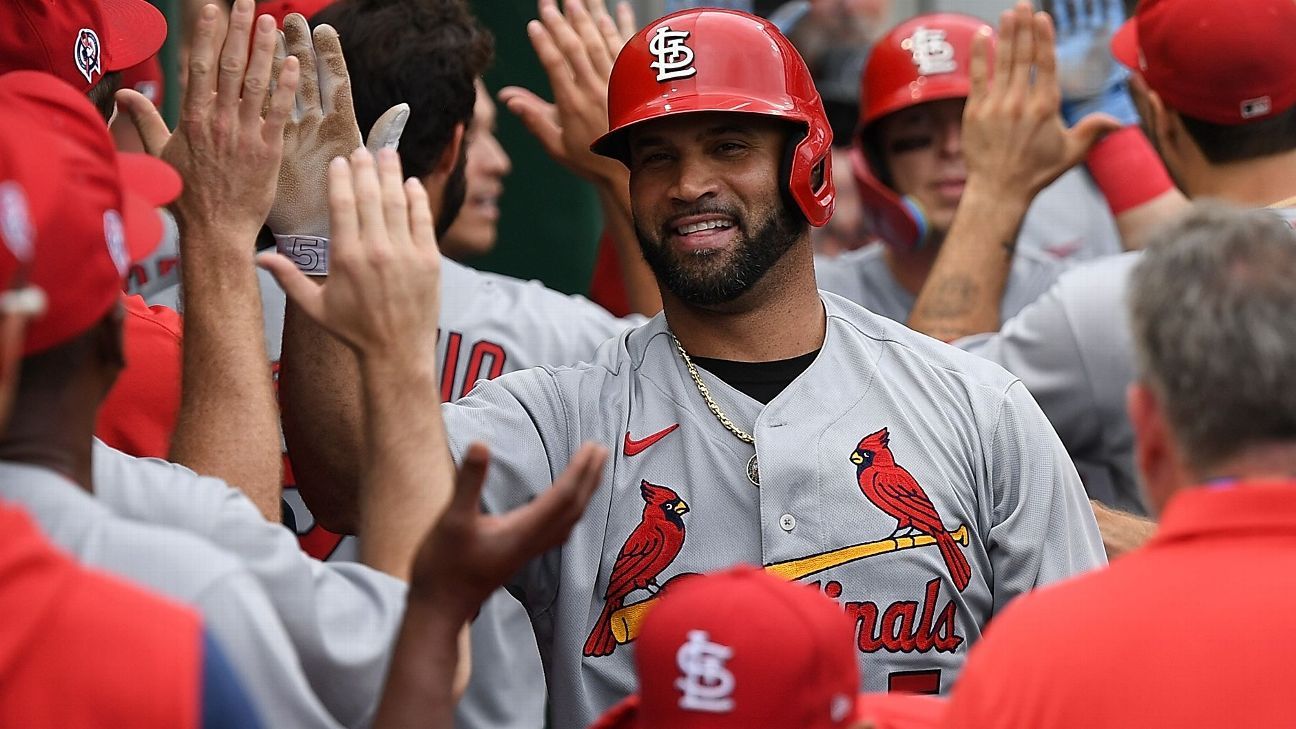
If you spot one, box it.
[814,244,887,286]
[121,294,183,340]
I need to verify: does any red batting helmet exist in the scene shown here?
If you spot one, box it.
[591,8,835,227]
[851,14,994,250]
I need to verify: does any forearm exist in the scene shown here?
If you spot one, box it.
[1090,499,1157,559]
[907,185,1031,341]
[356,351,454,580]
[1113,189,1189,250]
[596,173,661,316]
[169,226,283,520]
[373,602,470,729]
[280,299,368,533]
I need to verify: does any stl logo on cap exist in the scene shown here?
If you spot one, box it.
[901,27,956,76]
[103,210,128,275]
[75,28,103,84]
[675,630,735,713]
[649,26,697,82]
[0,182,33,262]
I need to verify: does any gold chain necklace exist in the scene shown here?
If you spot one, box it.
[670,332,760,486]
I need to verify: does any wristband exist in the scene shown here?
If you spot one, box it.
[1085,126,1175,216]
[274,235,329,276]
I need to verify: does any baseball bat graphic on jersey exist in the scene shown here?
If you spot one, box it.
[608,525,971,644]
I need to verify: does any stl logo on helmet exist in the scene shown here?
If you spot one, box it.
[74,28,102,84]
[675,630,735,713]
[649,26,697,83]
[901,27,956,76]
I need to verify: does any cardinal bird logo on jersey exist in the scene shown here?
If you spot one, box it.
[583,480,689,657]
[852,428,972,592]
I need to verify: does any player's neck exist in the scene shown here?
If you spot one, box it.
[663,245,826,362]
[1187,149,1296,208]
[0,391,96,493]
[882,240,942,296]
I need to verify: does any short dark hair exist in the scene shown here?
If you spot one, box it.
[1177,105,1296,165]
[313,0,493,181]
[87,71,123,124]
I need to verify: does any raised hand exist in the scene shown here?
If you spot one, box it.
[116,0,300,238]
[1043,0,1138,126]
[268,13,409,239]
[259,147,440,362]
[962,2,1122,203]
[408,442,608,621]
[497,0,635,184]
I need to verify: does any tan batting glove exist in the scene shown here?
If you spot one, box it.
[268,13,409,242]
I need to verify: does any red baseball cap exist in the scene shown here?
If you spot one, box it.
[0,0,168,93]
[0,71,180,355]
[1112,0,1296,125]
[590,568,872,729]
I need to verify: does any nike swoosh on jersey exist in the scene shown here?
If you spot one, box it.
[623,424,680,456]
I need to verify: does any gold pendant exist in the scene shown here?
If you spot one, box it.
[747,454,760,487]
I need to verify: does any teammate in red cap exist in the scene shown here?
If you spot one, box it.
[945,203,1296,728]
[813,13,1121,325]
[270,8,1103,727]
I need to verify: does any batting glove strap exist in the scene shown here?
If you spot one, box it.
[274,235,330,277]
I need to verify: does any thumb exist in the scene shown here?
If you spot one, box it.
[115,89,172,156]
[1069,113,1125,158]
[365,103,411,154]
[498,87,563,158]
[257,252,327,323]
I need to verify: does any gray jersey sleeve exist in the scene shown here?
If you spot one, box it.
[91,441,406,729]
[954,254,1142,513]
[442,367,576,611]
[983,381,1106,609]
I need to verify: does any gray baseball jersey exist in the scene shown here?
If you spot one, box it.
[441,292,1106,729]
[1014,167,1122,262]
[813,243,1065,324]
[951,205,1296,515]
[0,461,345,728]
[149,256,642,729]
[91,440,406,729]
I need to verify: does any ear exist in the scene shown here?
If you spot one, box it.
[432,123,467,177]
[1127,381,1175,515]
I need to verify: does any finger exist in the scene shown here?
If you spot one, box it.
[991,9,1016,97]
[1068,112,1123,159]
[405,177,437,251]
[615,1,637,43]
[216,0,255,111]
[1032,12,1059,106]
[263,55,300,146]
[240,14,278,127]
[449,443,491,518]
[501,443,607,551]
[283,13,320,117]
[376,148,411,247]
[1007,3,1036,101]
[312,24,352,118]
[365,103,411,153]
[350,147,387,252]
[183,4,222,117]
[257,252,326,322]
[588,0,622,63]
[565,0,611,74]
[263,29,287,119]
[498,88,564,159]
[115,89,172,156]
[968,28,993,103]
[542,3,602,93]
[327,155,360,258]
[526,20,576,103]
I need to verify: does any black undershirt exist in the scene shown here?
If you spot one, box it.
[690,350,821,405]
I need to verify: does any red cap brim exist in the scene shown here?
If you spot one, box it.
[1111,17,1140,72]
[588,695,640,729]
[120,191,163,264]
[117,153,181,209]
[852,693,947,729]
[100,0,168,72]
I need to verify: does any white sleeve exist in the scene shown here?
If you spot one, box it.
[194,571,347,729]
[92,441,405,729]
[983,381,1106,613]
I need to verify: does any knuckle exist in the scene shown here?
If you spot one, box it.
[219,56,244,75]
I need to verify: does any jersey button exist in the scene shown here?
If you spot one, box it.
[779,514,796,532]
